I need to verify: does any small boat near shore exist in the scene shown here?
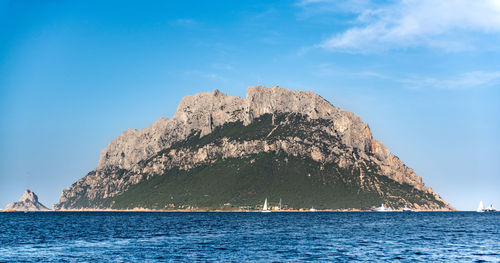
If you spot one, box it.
[262,198,271,213]
[372,204,392,212]
[477,201,484,212]
[477,201,497,212]
[483,204,497,212]
[402,205,412,212]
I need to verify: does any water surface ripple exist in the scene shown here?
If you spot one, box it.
[1,212,499,262]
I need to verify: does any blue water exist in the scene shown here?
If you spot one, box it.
[0,212,499,262]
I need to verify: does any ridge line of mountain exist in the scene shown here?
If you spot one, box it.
[54,86,453,211]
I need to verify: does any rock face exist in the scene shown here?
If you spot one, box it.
[5,190,50,211]
[55,86,453,211]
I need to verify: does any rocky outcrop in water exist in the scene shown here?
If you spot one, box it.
[54,86,453,211]
[5,190,50,211]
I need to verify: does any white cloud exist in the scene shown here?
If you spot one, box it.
[297,0,373,13]
[170,19,197,27]
[183,70,227,82]
[400,71,500,90]
[313,64,500,90]
[316,0,500,52]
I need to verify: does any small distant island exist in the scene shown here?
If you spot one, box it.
[52,86,453,212]
[4,189,50,212]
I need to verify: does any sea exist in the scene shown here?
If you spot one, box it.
[0,212,499,262]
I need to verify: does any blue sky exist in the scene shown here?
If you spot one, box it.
[1,0,499,210]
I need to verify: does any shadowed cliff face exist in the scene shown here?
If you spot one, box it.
[54,86,453,211]
[5,190,50,211]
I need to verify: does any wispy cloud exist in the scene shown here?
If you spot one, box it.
[296,0,374,15]
[307,0,500,52]
[183,70,228,82]
[400,71,500,90]
[313,64,500,90]
[170,18,197,27]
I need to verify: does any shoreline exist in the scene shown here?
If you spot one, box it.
[2,208,459,213]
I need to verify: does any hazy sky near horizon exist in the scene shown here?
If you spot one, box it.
[1,0,499,210]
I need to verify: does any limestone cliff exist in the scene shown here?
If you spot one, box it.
[55,86,453,211]
[5,190,50,211]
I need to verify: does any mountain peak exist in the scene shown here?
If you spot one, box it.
[20,189,38,203]
[5,189,50,211]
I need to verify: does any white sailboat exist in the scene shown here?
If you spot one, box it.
[372,204,392,212]
[402,205,412,212]
[477,201,484,212]
[262,198,271,212]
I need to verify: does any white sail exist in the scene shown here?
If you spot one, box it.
[477,201,484,212]
[373,204,392,212]
[263,198,268,211]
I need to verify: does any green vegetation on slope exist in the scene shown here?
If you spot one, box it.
[59,112,444,210]
[106,151,442,210]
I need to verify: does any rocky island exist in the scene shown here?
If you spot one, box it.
[5,190,50,211]
[54,86,453,211]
